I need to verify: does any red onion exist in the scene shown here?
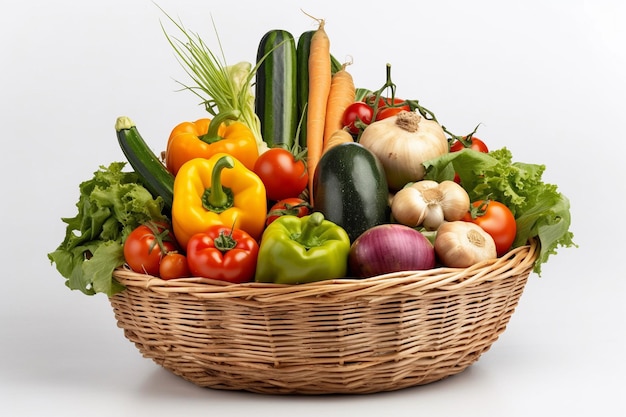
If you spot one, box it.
[348,224,436,278]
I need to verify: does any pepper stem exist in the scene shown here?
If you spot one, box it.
[198,109,242,144]
[296,212,325,249]
[202,155,235,213]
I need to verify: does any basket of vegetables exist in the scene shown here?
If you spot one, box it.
[48,13,575,395]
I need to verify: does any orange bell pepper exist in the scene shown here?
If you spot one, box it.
[165,110,259,176]
[172,153,267,250]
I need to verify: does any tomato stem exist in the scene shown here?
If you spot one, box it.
[289,140,308,165]
[368,64,480,143]
[446,124,482,149]
[467,200,491,219]
[267,201,312,218]
[143,221,176,254]
[367,63,398,121]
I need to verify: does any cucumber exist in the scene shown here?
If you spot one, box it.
[296,30,344,148]
[255,30,298,149]
[115,116,174,210]
[296,31,314,149]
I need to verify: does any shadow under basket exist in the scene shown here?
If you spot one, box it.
[109,240,538,395]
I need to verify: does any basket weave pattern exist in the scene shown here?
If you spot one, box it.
[110,240,538,394]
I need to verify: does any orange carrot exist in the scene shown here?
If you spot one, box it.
[305,17,331,205]
[323,128,354,154]
[323,63,355,145]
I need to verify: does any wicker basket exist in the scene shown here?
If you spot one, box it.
[109,239,538,395]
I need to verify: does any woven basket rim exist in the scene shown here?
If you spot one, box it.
[112,239,538,301]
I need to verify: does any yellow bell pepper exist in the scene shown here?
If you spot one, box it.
[172,153,267,250]
[165,110,259,176]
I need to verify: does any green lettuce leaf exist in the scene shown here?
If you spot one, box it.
[48,162,166,296]
[423,148,576,274]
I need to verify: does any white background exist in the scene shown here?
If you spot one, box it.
[1,0,624,416]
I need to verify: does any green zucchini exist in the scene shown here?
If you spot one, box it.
[115,116,174,210]
[255,30,298,149]
[296,30,344,148]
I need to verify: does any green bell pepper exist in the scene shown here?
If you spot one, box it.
[254,212,350,284]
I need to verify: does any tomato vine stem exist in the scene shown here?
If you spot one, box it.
[368,64,481,148]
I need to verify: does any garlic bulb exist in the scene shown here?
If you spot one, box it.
[434,221,497,268]
[391,180,470,230]
[359,111,448,191]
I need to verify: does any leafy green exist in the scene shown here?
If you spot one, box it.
[423,148,576,274]
[48,162,166,296]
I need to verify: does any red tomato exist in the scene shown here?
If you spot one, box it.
[375,106,411,121]
[364,95,406,109]
[450,136,489,153]
[450,136,489,183]
[341,102,374,135]
[123,222,177,276]
[463,200,516,257]
[266,197,312,226]
[186,224,259,283]
[253,148,308,201]
[159,253,190,280]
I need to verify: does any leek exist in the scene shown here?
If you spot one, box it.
[159,10,268,154]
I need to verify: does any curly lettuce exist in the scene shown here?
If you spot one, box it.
[423,148,576,274]
[48,162,166,296]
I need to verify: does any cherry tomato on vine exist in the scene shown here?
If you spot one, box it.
[450,136,489,153]
[265,197,312,226]
[361,94,411,121]
[463,200,516,257]
[450,136,489,183]
[123,222,177,276]
[341,102,374,135]
[253,147,308,201]
[364,95,406,109]
[375,105,411,121]
[159,252,190,280]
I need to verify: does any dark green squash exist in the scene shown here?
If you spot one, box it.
[312,143,390,242]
